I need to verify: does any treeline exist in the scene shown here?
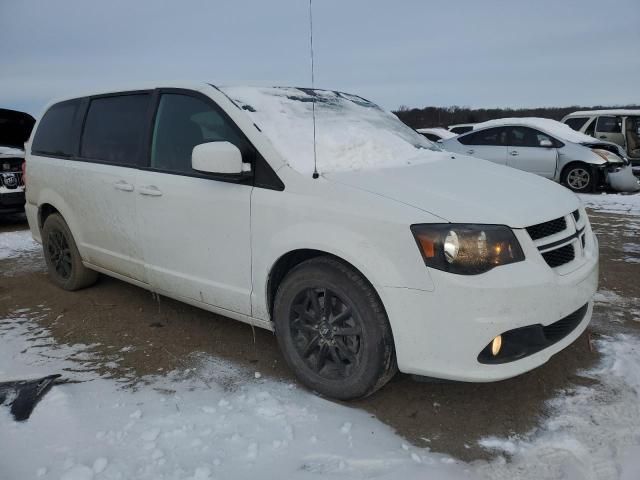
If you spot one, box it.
[394,105,640,129]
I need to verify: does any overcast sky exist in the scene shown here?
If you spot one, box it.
[1,0,638,117]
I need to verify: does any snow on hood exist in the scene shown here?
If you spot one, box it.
[325,155,580,227]
[416,128,457,140]
[220,87,443,174]
[473,117,599,145]
[0,146,25,159]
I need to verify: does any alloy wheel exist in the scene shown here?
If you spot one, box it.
[289,287,363,380]
[47,230,72,279]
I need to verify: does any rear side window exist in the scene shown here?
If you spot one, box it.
[564,117,589,131]
[80,94,150,165]
[31,100,81,156]
[458,127,506,146]
[506,126,558,147]
[596,116,622,133]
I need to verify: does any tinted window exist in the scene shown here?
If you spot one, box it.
[584,118,596,136]
[506,126,556,147]
[421,132,440,142]
[458,127,506,146]
[449,126,473,134]
[596,116,622,133]
[151,93,251,174]
[80,94,150,165]
[564,117,589,131]
[31,100,81,156]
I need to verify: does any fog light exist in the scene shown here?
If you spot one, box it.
[491,335,502,356]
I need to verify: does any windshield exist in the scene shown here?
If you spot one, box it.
[219,86,441,174]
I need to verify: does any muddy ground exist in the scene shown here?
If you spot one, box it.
[0,209,638,462]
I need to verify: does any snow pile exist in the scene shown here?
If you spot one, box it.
[416,128,457,140]
[0,309,470,480]
[221,86,446,174]
[473,117,600,144]
[476,335,640,479]
[0,229,38,260]
[579,193,640,215]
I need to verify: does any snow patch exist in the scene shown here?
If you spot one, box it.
[579,192,640,215]
[0,229,38,260]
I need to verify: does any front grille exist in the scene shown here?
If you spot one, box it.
[526,217,567,240]
[543,303,589,343]
[0,172,23,189]
[541,243,575,268]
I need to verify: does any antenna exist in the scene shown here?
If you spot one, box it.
[309,0,319,179]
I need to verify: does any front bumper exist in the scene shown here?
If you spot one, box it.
[381,230,599,382]
[0,187,25,213]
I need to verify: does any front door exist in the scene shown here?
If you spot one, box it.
[504,126,558,178]
[456,127,508,165]
[136,91,253,316]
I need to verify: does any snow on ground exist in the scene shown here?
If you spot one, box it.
[579,192,640,215]
[0,229,38,260]
[0,308,471,480]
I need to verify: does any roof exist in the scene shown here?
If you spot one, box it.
[566,109,640,117]
[472,117,599,144]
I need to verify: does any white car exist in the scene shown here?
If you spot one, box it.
[1,108,35,215]
[441,117,638,192]
[416,127,456,143]
[24,83,598,399]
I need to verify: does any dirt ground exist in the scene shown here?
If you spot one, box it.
[1,209,638,462]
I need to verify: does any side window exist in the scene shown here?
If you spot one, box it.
[421,132,440,142]
[506,126,555,147]
[596,116,622,133]
[80,94,150,165]
[31,100,81,156]
[150,93,251,174]
[584,118,596,136]
[564,117,589,131]
[458,127,506,146]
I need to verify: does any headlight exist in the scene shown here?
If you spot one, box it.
[411,224,525,275]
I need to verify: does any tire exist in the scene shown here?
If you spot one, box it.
[273,257,397,400]
[41,213,98,291]
[562,163,596,192]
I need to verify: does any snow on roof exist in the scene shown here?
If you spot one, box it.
[220,86,443,174]
[415,127,457,139]
[473,117,599,144]
[567,109,640,117]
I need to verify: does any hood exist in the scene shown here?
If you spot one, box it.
[0,108,36,150]
[324,156,580,228]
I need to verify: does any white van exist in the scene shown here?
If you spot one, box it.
[25,83,599,399]
[562,109,640,164]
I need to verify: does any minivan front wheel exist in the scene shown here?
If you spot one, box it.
[562,163,595,192]
[274,257,396,400]
[42,213,98,291]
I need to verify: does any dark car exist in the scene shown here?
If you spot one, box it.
[0,108,35,215]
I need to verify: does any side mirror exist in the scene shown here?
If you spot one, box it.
[539,139,554,148]
[192,141,244,175]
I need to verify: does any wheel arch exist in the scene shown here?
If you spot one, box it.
[266,249,388,323]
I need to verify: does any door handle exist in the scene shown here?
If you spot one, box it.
[599,135,607,139]
[510,150,519,156]
[138,185,163,197]
[113,180,134,192]
[466,149,475,154]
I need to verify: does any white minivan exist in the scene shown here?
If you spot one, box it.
[25,83,599,399]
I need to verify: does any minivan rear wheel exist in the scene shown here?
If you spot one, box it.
[273,257,397,400]
[562,163,595,192]
[42,213,98,291]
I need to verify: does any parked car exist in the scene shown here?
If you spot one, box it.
[561,110,640,166]
[0,108,35,215]
[25,83,598,399]
[416,127,456,142]
[441,117,638,192]
[448,123,475,134]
